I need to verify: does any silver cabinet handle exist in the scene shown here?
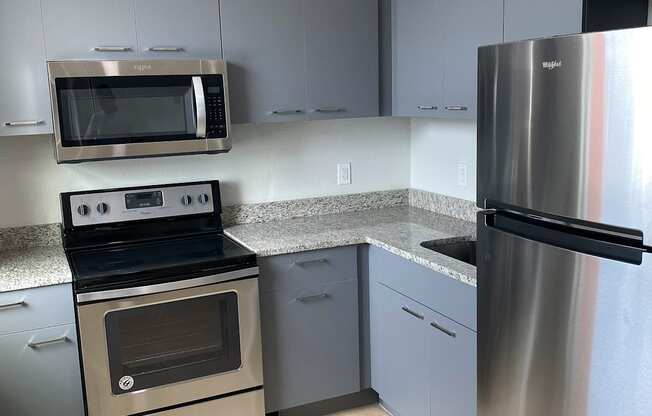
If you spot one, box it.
[28,335,69,349]
[4,120,43,127]
[312,107,346,113]
[270,109,303,115]
[192,76,206,138]
[401,306,424,320]
[292,258,328,268]
[0,299,26,309]
[146,47,184,52]
[296,293,330,303]
[445,106,468,111]
[430,321,457,338]
[91,46,132,52]
[417,105,437,110]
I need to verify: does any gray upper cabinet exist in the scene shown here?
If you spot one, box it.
[135,0,222,59]
[504,0,583,42]
[304,0,379,120]
[221,0,307,124]
[0,0,52,136]
[439,0,503,120]
[42,0,139,60]
[391,0,442,118]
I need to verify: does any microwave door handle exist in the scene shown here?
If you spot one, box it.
[192,76,206,138]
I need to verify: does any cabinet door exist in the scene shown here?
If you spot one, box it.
[439,0,503,120]
[0,324,84,415]
[261,279,360,412]
[370,282,428,416]
[391,0,443,118]
[427,309,477,416]
[0,0,52,136]
[220,0,307,124]
[42,0,138,60]
[135,0,222,59]
[504,0,582,42]
[304,0,379,120]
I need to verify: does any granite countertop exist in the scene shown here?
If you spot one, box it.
[226,206,478,286]
[0,245,72,293]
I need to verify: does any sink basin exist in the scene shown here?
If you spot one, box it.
[420,239,477,266]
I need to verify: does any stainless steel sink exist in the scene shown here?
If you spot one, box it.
[420,239,477,266]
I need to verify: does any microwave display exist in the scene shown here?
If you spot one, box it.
[125,191,164,209]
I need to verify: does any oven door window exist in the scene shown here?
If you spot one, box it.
[55,75,199,147]
[104,291,241,394]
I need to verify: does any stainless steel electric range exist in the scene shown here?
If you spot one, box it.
[60,181,264,416]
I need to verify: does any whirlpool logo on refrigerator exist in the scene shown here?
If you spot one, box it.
[542,60,562,70]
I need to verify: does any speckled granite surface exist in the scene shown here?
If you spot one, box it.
[226,206,477,286]
[409,189,479,223]
[0,224,71,293]
[222,189,409,226]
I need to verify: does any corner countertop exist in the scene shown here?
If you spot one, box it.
[0,245,72,293]
[226,206,477,287]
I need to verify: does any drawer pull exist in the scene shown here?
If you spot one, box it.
[91,46,132,52]
[0,299,26,309]
[146,46,184,52]
[417,105,437,111]
[270,109,303,115]
[444,106,468,111]
[297,293,330,303]
[28,335,69,349]
[4,120,43,127]
[401,306,424,320]
[312,107,346,113]
[430,321,457,338]
[292,258,328,268]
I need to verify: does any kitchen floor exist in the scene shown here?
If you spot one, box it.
[325,404,389,416]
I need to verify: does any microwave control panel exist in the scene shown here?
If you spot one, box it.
[204,75,227,139]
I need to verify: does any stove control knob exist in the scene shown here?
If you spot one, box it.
[198,193,210,205]
[181,194,193,206]
[77,204,90,216]
[97,202,109,215]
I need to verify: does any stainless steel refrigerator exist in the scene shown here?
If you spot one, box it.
[477,27,652,416]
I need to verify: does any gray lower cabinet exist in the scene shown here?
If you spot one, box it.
[0,284,83,416]
[135,0,222,59]
[504,0,583,42]
[0,0,52,136]
[259,246,360,412]
[370,282,428,416]
[42,0,139,60]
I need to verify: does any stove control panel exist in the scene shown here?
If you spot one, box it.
[69,183,214,227]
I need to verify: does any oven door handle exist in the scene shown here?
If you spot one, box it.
[192,76,207,138]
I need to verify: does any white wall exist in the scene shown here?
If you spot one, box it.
[410,118,476,202]
[0,117,411,228]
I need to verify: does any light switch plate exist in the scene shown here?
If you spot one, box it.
[457,164,468,187]
[337,163,352,185]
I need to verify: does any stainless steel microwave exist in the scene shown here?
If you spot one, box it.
[47,60,231,163]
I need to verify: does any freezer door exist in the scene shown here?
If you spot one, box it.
[477,213,652,416]
[477,27,652,244]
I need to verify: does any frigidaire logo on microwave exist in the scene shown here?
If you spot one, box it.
[134,64,152,72]
[542,60,562,70]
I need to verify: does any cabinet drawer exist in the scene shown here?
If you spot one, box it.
[0,324,84,415]
[0,284,75,336]
[261,279,360,412]
[369,246,476,331]
[259,246,357,293]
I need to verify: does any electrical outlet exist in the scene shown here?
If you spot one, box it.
[337,163,352,185]
[457,164,468,187]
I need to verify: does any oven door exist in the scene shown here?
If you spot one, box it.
[48,60,231,162]
[77,277,262,416]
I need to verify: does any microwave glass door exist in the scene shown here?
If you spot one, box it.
[55,75,200,147]
[104,291,241,394]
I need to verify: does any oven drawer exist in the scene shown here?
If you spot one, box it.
[0,284,75,336]
[259,246,357,293]
[150,389,265,415]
